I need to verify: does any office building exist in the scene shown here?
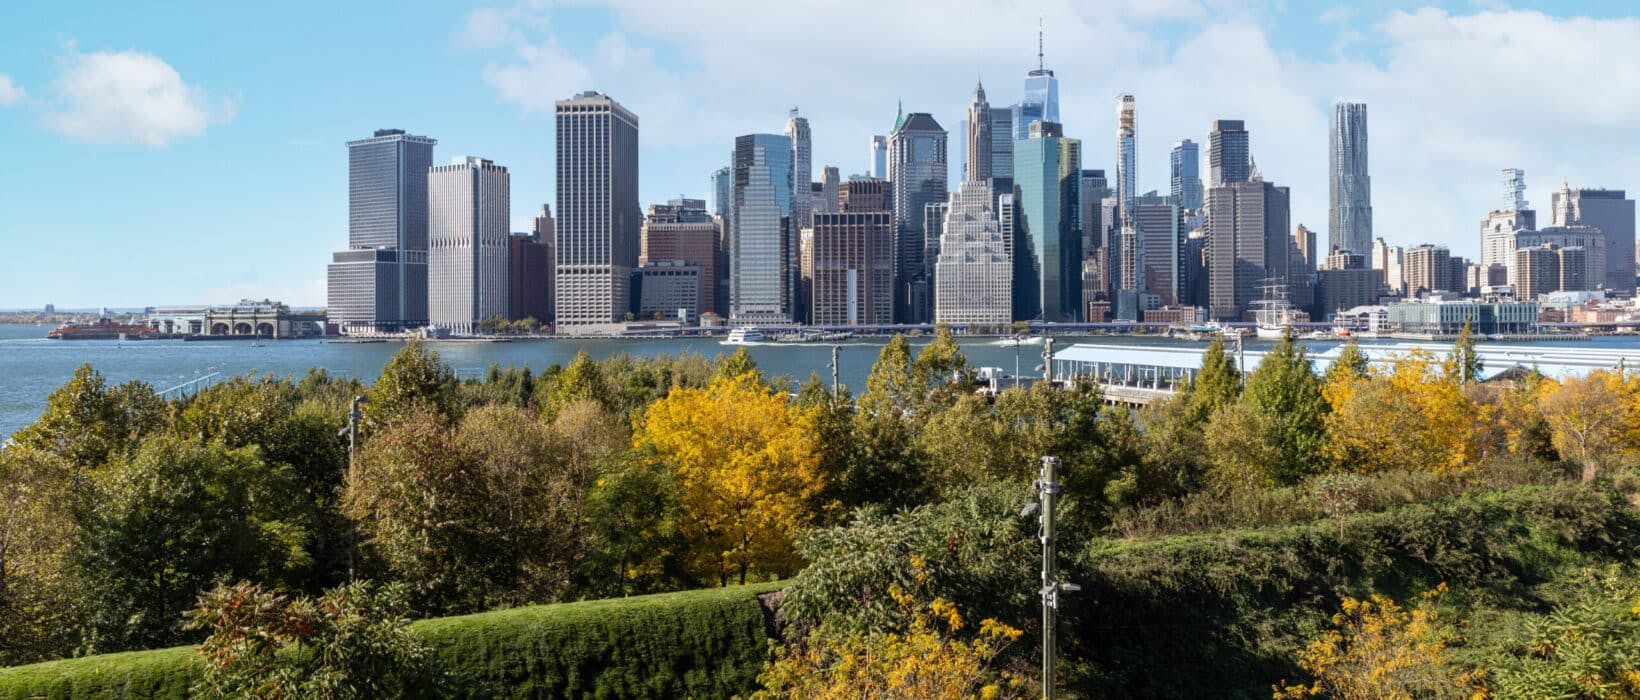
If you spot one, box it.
[998,191,1036,320]
[1317,267,1383,317]
[887,110,949,323]
[1016,120,1082,321]
[988,105,1015,197]
[630,261,699,323]
[965,82,992,184]
[1403,244,1455,296]
[786,110,812,231]
[935,179,1012,325]
[1552,184,1635,293]
[1321,249,1365,271]
[428,157,510,334]
[554,91,640,330]
[1207,119,1250,187]
[924,201,948,280]
[1295,223,1318,270]
[642,200,721,317]
[870,135,887,179]
[1132,195,1183,305]
[817,166,840,214]
[803,212,894,325]
[1514,226,1606,292]
[327,128,435,332]
[1171,139,1201,210]
[510,232,552,323]
[712,167,732,221]
[841,176,891,213]
[1514,245,1561,301]
[1385,298,1538,335]
[1328,102,1372,255]
[730,133,795,324]
[1204,178,1290,320]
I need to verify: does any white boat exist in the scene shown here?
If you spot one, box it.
[1252,278,1300,340]
[723,327,765,345]
[997,335,1044,347]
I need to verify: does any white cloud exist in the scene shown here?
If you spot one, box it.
[460,3,1640,260]
[0,73,25,106]
[41,48,236,147]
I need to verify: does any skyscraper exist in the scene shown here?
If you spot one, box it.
[785,109,812,231]
[998,191,1036,321]
[712,166,732,221]
[1552,183,1635,293]
[1207,119,1250,187]
[1328,102,1373,255]
[1014,28,1060,140]
[887,110,948,323]
[554,91,640,331]
[935,179,1012,325]
[1115,95,1136,224]
[965,82,992,184]
[818,166,840,214]
[803,212,894,325]
[428,157,510,334]
[1205,178,1290,320]
[870,135,887,179]
[1403,244,1454,296]
[1016,120,1082,322]
[642,200,722,318]
[1132,194,1184,306]
[1170,139,1201,210]
[730,134,795,324]
[327,128,436,333]
[988,105,1015,197]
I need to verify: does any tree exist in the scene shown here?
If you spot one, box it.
[0,447,82,665]
[186,580,440,699]
[1445,317,1483,384]
[1237,332,1329,484]
[1275,585,1478,700]
[1538,371,1637,483]
[912,325,972,406]
[633,371,824,585]
[75,435,317,652]
[540,351,608,419]
[576,455,689,597]
[1324,337,1370,387]
[713,347,761,383]
[1186,336,1241,424]
[1483,572,1640,699]
[1324,351,1484,475]
[10,364,166,469]
[364,341,456,430]
[850,335,930,509]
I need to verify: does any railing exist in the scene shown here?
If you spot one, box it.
[157,372,222,399]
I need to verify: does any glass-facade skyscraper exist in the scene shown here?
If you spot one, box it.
[1016,120,1082,322]
[554,91,640,330]
[887,110,948,323]
[1170,139,1201,210]
[1208,119,1250,187]
[327,128,436,333]
[1328,102,1372,256]
[730,133,795,324]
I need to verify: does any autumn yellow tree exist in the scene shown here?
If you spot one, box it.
[633,371,825,585]
[1324,350,1486,475]
[1275,584,1480,700]
[1537,370,1640,482]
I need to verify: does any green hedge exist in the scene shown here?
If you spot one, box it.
[1066,482,1640,699]
[0,582,784,699]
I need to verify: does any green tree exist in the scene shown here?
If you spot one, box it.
[10,364,166,469]
[912,325,972,406]
[851,335,929,510]
[364,341,456,430]
[1324,337,1370,386]
[1446,316,1483,383]
[714,346,762,383]
[576,455,689,597]
[0,447,82,665]
[540,351,608,419]
[1185,336,1241,424]
[75,435,317,652]
[1235,331,1329,484]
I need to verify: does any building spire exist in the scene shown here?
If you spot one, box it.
[893,99,904,132]
[1037,19,1045,72]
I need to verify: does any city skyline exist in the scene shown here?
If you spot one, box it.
[3,1,1639,307]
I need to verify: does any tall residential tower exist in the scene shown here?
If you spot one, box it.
[1328,102,1373,255]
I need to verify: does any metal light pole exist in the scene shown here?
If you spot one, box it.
[1034,455,1077,699]
[340,394,368,580]
[1041,337,1056,383]
[829,345,841,398]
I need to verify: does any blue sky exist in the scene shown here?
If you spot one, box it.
[2,0,1637,308]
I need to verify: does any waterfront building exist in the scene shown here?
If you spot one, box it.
[429,157,510,335]
[1170,140,1201,210]
[1204,177,1290,320]
[786,110,813,231]
[1328,102,1373,255]
[731,133,795,324]
[870,135,887,179]
[802,212,894,325]
[1016,120,1082,321]
[642,200,722,317]
[327,128,435,332]
[554,91,640,331]
[1384,298,1538,335]
[887,109,948,323]
[1316,267,1384,317]
[631,260,700,323]
[509,232,551,323]
[1552,184,1635,293]
[1207,119,1250,187]
[935,179,1012,325]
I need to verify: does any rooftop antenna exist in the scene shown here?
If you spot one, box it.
[1037,19,1045,71]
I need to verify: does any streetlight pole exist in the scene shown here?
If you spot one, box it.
[829,345,841,398]
[1035,455,1075,700]
[342,394,367,580]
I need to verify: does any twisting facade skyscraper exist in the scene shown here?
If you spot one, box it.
[1328,102,1372,255]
